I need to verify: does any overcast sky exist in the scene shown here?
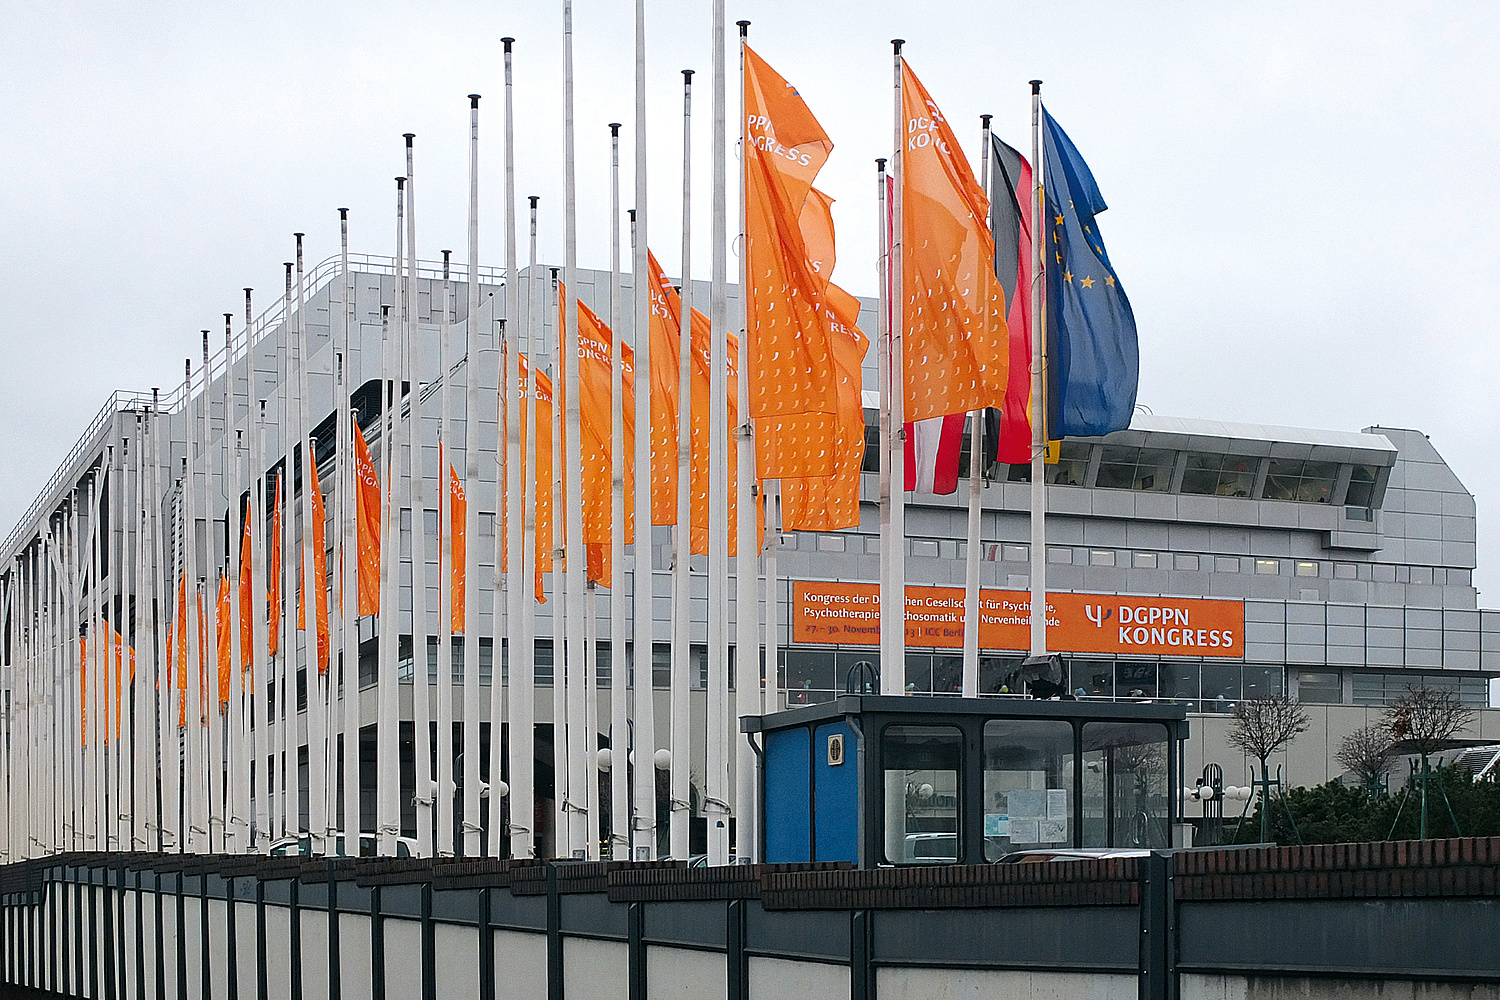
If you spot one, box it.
[4,1,1500,609]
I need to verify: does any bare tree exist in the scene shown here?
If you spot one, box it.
[1383,685,1474,838]
[1227,695,1310,841]
[1336,724,1395,793]
[1384,686,1473,760]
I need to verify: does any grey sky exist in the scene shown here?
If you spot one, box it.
[4,1,1499,608]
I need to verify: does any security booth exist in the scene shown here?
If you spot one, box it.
[743,695,1190,867]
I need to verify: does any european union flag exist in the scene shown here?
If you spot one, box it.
[1042,109,1138,437]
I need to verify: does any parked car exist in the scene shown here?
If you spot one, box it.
[994,848,1150,864]
[267,832,416,858]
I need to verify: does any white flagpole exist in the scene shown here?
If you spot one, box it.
[709,0,743,868]
[91,459,107,848]
[606,120,628,860]
[337,215,360,857]
[882,41,907,696]
[630,0,659,864]
[513,194,541,861]
[225,314,247,850]
[706,0,732,866]
[299,236,334,856]
[500,37,529,862]
[733,18,759,862]
[584,580,599,860]
[438,249,456,858]
[253,392,271,853]
[561,0,589,860]
[134,412,153,850]
[669,67,694,863]
[375,302,399,853]
[202,332,225,855]
[549,269,568,857]
[462,95,484,858]
[107,441,123,851]
[279,263,295,843]
[404,137,436,860]
[185,351,208,853]
[152,387,176,851]
[962,116,993,698]
[1028,81,1047,661]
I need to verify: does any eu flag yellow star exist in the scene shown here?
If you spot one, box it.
[1104,274,1115,287]
[1063,270,1074,283]
[1080,276,1095,289]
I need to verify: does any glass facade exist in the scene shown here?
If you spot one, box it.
[982,720,1075,859]
[882,725,962,864]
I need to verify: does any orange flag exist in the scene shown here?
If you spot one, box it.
[527,355,555,603]
[743,45,841,479]
[216,576,232,707]
[78,636,87,745]
[268,474,282,657]
[449,461,467,632]
[297,460,332,673]
[779,189,871,531]
[239,514,254,684]
[899,59,1008,422]
[353,421,382,617]
[559,286,636,586]
[176,572,189,726]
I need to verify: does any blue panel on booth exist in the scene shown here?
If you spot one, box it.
[764,727,812,862]
[814,721,858,863]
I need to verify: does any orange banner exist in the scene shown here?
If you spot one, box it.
[791,580,1244,657]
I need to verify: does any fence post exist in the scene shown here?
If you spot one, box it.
[627,901,645,1000]
[546,864,562,1000]
[727,899,747,1000]
[1139,851,1176,1000]
[371,884,385,1000]
[851,909,873,1000]
[327,862,342,1000]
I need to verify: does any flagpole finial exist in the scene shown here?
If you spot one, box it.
[892,38,904,54]
[1030,79,1042,93]
[609,122,621,137]
[628,209,636,222]
[876,157,887,171]
[338,208,348,219]
[981,114,992,126]
[404,133,415,146]
[469,94,481,108]
[502,36,514,51]
[530,195,539,208]
[737,19,749,36]
[397,176,406,189]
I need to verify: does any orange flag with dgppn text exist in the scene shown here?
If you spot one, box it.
[743,44,841,479]
[899,58,1009,422]
[268,473,282,656]
[296,459,332,674]
[239,513,254,684]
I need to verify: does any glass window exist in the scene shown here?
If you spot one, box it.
[979,655,1025,695]
[1158,661,1199,704]
[904,653,933,695]
[536,639,556,686]
[1081,723,1170,849]
[1255,559,1280,575]
[1264,459,1339,504]
[784,648,835,704]
[1174,553,1200,571]
[1180,453,1256,498]
[1242,665,1284,700]
[883,725,962,864]
[1002,544,1028,563]
[911,539,940,559]
[1090,549,1117,567]
[1200,663,1241,712]
[1344,465,1379,508]
[835,651,881,695]
[1134,552,1158,569]
[1296,561,1320,578]
[931,655,962,695]
[1048,547,1073,565]
[1044,442,1091,487]
[1071,660,1113,699]
[1094,446,1174,493]
[817,534,846,553]
[1215,556,1241,573]
[983,720,1076,859]
[1334,562,1357,580]
[651,641,671,689]
[1115,661,1157,699]
[1296,671,1342,703]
